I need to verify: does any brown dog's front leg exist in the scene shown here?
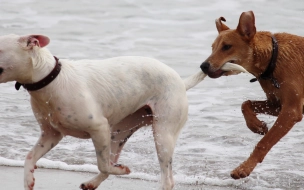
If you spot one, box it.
[242,100,281,135]
[232,98,302,179]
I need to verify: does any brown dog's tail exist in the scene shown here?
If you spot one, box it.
[184,71,207,91]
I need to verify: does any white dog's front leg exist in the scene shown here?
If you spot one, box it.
[80,122,130,190]
[24,125,62,190]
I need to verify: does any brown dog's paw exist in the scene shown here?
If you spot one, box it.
[247,120,268,135]
[230,161,257,179]
[230,167,249,179]
[256,121,268,135]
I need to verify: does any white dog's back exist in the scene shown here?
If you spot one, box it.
[45,56,185,125]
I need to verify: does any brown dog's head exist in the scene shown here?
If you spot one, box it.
[201,11,256,78]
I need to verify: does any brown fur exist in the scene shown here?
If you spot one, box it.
[201,11,304,179]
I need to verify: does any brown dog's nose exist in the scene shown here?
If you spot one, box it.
[0,68,3,75]
[200,61,210,74]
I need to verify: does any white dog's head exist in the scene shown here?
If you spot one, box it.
[0,34,50,83]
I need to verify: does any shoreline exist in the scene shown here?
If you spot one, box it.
[0,165,234,190]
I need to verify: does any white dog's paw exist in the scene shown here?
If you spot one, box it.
[80,182,97,190]
[112,164,131,175]
[80,176,101,190]
[24,165,37,190]
[79,173,108,190]
[24,173,35,190]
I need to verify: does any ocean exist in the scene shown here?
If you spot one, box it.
[0,0,304,189]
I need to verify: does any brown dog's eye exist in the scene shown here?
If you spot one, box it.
[222,44,232,51]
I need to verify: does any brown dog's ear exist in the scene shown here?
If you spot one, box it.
[215,17,230,33]
[19,35,50,49]
[237,11,256,40]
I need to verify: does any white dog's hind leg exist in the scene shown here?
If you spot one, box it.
[81,106,153,189]
[153,129,175,190]
[81,118,131,190]
[153,121,184,190]
[149,88,188,190]
[153,122,185,190]
[110,105,153,163]
[24,125,63,190]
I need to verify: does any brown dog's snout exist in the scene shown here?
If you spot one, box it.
[200,61,210,74]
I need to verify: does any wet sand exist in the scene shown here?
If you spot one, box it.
[0,166,234,190]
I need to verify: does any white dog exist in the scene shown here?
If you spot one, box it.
[0,34,247,190]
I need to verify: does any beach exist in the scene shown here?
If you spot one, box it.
[1,0,304,189]
[0,166,235,190]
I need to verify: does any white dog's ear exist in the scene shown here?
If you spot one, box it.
[19,35,50,49]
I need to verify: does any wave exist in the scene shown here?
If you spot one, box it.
[0,156,276,189]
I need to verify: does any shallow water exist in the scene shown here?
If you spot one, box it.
[1,0,304,189]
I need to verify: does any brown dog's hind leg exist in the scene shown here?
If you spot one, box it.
[242,100,281,135]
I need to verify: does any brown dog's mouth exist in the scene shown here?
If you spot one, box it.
[201,60,247,79]
[208,69,226,78]
[207,61,236,78]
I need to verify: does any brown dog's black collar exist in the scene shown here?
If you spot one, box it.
[15,56,61,91]
[250,35,280,89]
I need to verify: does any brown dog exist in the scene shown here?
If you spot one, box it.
[201,11,304,179]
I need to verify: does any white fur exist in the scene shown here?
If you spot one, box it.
[0,34,194,190]
[184,71,207,90]
[0,34,248,190]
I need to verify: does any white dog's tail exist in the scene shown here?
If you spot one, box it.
[184,63,249,91]
[184,71,207,91]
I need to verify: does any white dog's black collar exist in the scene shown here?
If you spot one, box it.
[15,56,61,91]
